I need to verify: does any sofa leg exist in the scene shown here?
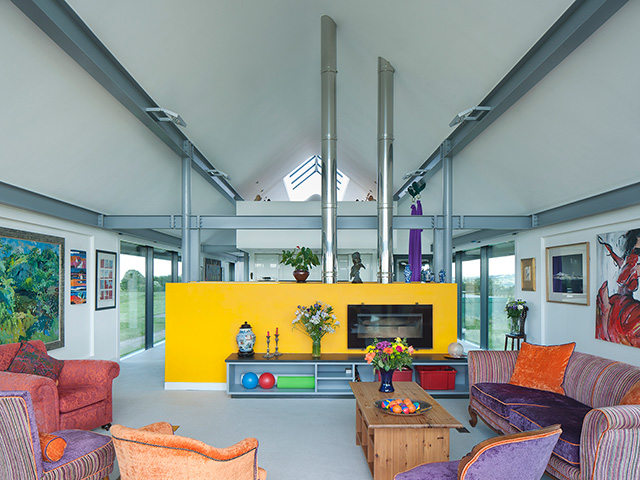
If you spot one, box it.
[101,423,112,431]
[468,405,478,427]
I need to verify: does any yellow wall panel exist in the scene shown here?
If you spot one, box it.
[166,282,457,384]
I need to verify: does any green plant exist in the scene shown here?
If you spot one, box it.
[505,299,527,319]
[280,246,320,272]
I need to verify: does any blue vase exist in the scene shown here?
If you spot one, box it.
[379,369,395,393]
[404,265,412,283]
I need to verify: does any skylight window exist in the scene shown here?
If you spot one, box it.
[283,155,350,201]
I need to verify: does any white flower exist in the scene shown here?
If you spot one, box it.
[517,305,523,310]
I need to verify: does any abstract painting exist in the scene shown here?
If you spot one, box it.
[0,227,65,349]
[70,249,87,304]
[596,228,640,348]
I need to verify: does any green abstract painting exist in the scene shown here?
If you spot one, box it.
[0,227,65,349]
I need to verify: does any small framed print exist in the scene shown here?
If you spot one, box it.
[546,242,589,305]
[96,250,117,310]
[521,258,535,292]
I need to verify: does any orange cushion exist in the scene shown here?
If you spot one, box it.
[508,342,575,394]
[39,433,67,462]
[620,382,640,405]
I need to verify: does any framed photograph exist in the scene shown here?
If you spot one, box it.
[546,242,589,305]
[521,258,536,291]
[96,250,117,310]
[0,227,65,350]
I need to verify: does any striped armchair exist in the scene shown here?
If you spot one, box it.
[467,349,640,480]
[0,390,115,480]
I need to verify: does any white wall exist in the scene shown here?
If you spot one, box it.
[514,205,640,366]
[0,205,120,361]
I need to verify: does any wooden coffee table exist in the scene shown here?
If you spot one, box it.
[350,381,463,480]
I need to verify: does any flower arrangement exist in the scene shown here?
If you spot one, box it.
[292,301,339,357]
[505,299,527,319]
[280,246,320,272]
[365,337,414,372]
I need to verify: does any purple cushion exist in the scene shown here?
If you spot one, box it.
[471,383,585,420]
[42,429,113,473]
[7,342,64,381]
[509,405,591,465]
[394,460,459,480]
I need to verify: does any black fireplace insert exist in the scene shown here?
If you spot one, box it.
[347,304,433,349]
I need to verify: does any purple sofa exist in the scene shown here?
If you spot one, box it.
[468,349,640,480]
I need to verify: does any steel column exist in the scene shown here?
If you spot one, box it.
[181,142,193,282]
[377,57,395,284]
[442,141,453,282]
[321,15,338,284]
[145,246,154,349]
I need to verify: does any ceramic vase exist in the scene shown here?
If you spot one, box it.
[236,322,256,357]
[293,269,310,283]
[379,369,394,393]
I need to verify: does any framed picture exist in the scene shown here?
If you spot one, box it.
[0,227,65,350]
[70,249,87,305]
[96,250,117,310]
[521,258,536,291]
[595,228,640,348]
[546,242,589,305]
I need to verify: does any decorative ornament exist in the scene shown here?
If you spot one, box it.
[236,322,256,357]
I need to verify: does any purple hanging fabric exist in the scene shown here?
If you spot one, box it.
[408,200,422,281]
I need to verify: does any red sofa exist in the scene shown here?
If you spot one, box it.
[0,340,120,433]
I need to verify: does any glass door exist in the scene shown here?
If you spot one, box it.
[460,248,481,346]
[119,246,146,356]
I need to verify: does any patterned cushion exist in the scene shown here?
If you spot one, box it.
[509,405,591,465]
[7,342,64,381]
[58,386,107,413]
[42,430,115,480]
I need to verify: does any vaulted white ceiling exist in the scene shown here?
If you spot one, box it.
[2,0,639,239]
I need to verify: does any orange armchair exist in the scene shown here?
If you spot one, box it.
[110,422,267,480]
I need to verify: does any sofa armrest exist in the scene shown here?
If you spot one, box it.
[57,359,120,388]
[468,350,519,388]
[580,405,640,480]
[0,370,59,432]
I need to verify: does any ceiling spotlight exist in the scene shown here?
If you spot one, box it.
[207,169,230,180]
[448,106,491,127]
[145,107,187,127]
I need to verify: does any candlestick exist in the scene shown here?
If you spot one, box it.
[274,333,282,356]
[263,334,274,358]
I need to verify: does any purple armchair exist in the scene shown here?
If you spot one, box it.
[0,390,115,479]
[394,424,562,480]
[0,340,120,433]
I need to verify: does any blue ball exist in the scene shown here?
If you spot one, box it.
[241,372,259,389]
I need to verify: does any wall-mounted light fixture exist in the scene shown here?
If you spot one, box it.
[206,168,230,180]
[146,107,187,127]
[449,106,491,127]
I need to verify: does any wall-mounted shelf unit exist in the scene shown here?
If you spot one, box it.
[226,353,468,397]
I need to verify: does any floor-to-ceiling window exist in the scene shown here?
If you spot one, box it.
[119,242,180,357]
[460,248,481,346]
[119,244,146,356]
[457,242,515,350]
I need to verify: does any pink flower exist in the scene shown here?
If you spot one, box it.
[408,346,414,354]
[396,345,403,352]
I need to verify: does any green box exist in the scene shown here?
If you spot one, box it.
[276,375,315,389]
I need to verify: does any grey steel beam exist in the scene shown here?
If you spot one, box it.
[0,181,101,226]
[395,0,629,200]
[452,229,517,248]
[118,229,182,249]
[534,180,640,228]
[11,0,241,203]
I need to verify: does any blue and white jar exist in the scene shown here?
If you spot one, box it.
[236,322,256,357]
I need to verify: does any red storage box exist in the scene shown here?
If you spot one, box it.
[416,365,457,390]
[376,367,413,382]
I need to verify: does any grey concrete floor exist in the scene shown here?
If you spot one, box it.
[104,345,552,479]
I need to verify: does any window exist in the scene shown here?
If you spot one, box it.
[456,242,515,350]
[283,156,350,201]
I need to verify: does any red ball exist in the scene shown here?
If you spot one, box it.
[259,372,276,389]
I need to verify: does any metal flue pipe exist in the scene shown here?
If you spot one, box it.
[377,57,395,283]
[321,15,338,283]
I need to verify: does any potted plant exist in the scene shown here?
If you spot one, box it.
[365,337,414,393]
[280,246,320,282]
